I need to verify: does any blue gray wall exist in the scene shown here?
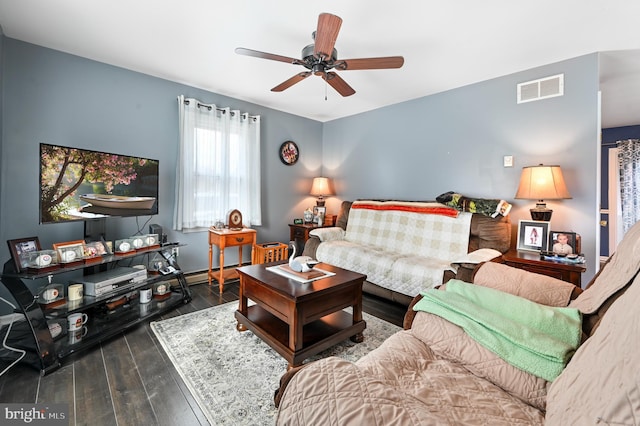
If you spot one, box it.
[1,37,600,286]
[0,38,322,274]
[323,53,600,283]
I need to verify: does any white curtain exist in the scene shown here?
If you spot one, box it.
[617,139,640,233]
[174,95,261,232]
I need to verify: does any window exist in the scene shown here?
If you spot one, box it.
[174,96,261,231]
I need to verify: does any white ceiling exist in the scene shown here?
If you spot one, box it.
[1,1,640,127]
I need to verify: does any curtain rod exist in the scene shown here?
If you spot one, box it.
[183,99,259,120]
[602,139,640,147]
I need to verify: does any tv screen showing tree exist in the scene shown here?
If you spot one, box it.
[40,143,159,224]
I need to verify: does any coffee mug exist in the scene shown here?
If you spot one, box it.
[68,313,88,331]
[155,283,168,295]
[68,326,88,345]
[68,284,84,301]
[139,288,152,304]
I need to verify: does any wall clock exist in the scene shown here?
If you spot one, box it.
[279,141,299,165]
[227,209,243,230]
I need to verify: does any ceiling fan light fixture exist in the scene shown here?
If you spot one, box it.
[235,13,403,97]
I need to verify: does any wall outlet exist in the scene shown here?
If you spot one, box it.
[171,247,179,257]
[503,155,514,167]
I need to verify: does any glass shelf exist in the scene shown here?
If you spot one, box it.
[1,243,191,375]
[3,243,182,280]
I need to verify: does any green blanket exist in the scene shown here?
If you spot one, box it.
[414,280,582,381]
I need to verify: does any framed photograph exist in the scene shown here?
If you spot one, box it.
[549,231,578,255]
[517,220,549,252]
[84,241,108,258]
[7,237,42,273]
[313,206,326,217]
[53,240,86,263]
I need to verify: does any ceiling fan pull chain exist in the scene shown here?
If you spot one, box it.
[325,77,328,101]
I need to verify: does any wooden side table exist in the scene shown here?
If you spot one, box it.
[208,228,257,293]
[502,250,587,287]
[289,223,322,255]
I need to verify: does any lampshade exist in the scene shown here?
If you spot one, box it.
[310,177,334,206]
[515,164,571,221]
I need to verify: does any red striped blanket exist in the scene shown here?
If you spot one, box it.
[351,200,459,218]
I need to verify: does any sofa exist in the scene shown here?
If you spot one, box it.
[303,199,511,305]
[274,219,640,425]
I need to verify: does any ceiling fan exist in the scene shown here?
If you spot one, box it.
[235,13,404,97]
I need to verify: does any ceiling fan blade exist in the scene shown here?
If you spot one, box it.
[323,72,355,97]
[271,72,312,92]
[335,56,405,71]
[235,47,299,65]
[314,13,342,60]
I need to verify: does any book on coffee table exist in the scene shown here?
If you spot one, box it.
[266,264,336,283]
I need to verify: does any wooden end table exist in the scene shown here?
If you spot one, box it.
[208,227,257,293]
[502,250,586,287]
[288,223,322,255]
[235,262,367,369]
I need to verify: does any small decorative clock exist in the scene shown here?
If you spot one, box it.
[227,209,243,230]
[279,141,299,165]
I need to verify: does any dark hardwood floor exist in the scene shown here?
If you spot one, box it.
[0,280,407,426]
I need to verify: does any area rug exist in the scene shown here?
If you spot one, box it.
[151,302,401,425]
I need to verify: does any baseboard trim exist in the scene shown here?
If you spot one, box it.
[183,265,242,286]
[185,271,208,285]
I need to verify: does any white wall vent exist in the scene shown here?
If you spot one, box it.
[517,73,564,104]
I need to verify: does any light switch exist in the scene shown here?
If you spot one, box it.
[503,155,513,167]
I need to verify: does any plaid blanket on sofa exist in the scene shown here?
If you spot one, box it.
[316,200,472,296]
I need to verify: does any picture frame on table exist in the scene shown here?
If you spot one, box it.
[53,240,86,263]
[313,206,326,217]
[517,220,549,252]
[7,236,41,273]
[549,231,579,255]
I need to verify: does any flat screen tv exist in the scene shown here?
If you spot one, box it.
[40,143,159,224]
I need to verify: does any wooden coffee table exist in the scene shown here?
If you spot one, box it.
[235,262,367,369]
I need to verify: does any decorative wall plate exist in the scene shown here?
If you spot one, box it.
[279,141,299,165]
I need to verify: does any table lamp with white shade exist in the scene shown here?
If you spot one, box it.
[310,177,334,207]
[514,164,572,221]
